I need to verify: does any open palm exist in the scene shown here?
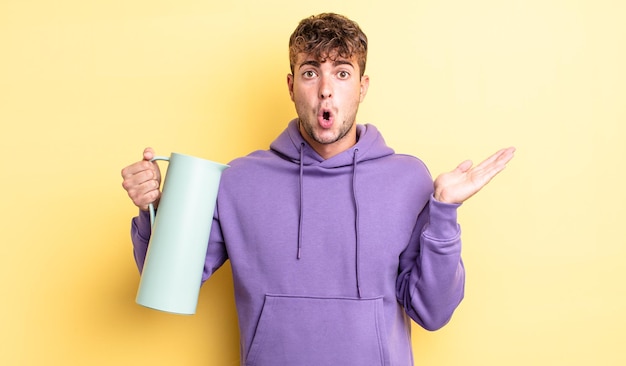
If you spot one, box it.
[433,147,516,204]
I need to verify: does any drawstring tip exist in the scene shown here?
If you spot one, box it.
[297,247,301,260]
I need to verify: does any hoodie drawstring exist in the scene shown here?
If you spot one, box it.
[352,148,362,298]
[296,143,362,298]
[297,143,305,260]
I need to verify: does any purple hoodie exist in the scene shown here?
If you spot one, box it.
[131,119,465,365]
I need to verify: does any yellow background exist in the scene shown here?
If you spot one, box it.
[1,0,624,365]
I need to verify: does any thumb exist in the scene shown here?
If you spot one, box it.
[143,147,155,161]
[455,159,473,173]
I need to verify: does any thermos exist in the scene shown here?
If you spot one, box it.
[135,152,229,315]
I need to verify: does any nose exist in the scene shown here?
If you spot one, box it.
[319,76,332,99]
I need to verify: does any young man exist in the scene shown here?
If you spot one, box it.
[121,13,515,365]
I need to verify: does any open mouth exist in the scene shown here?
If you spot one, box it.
[318,108,334,128]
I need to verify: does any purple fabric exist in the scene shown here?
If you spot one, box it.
[131,119,465,365]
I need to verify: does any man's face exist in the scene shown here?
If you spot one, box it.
[287,52,369,158]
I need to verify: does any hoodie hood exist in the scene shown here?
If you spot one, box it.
[270,119,395,168]
[269,119,395,297]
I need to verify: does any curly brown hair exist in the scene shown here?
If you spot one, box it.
[289,13,368,77]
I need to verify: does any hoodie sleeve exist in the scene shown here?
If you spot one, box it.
[130,210,151,273]
[129,209,229,282]
[396,195,465,331]
[201,209,229,283]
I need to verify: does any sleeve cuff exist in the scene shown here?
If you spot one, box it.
[425,195,461,240]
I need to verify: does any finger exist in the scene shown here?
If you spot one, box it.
[474,147,516,181]
[474,148,507,170]
[121,160,156,179]
[121,147,157,178]
[496,146,516,165]
[475,146,515,171]
[126,177,161,209]
[134,179,161,200]
[121,161,143,179]
[143,147,155,161]
[455,160,473,173]
[485,147,516,174]
[137,167,158,185]
[121,168,153,192]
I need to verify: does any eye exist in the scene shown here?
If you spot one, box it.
[337,70,350,79]
[302,70,317,79]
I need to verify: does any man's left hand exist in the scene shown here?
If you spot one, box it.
[433,147,516,204]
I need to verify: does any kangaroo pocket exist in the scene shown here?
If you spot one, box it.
[245,294,389,366]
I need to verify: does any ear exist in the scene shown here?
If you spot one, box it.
[287,73,295,101]
[359,75,370,102]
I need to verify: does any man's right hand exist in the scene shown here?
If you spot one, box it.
[121,147,162,211]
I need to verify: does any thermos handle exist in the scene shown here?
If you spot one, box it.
[148,156,170,226]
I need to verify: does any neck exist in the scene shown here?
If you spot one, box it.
[299,123,357,160]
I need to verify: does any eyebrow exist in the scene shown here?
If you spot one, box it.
[298,59,355,70]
